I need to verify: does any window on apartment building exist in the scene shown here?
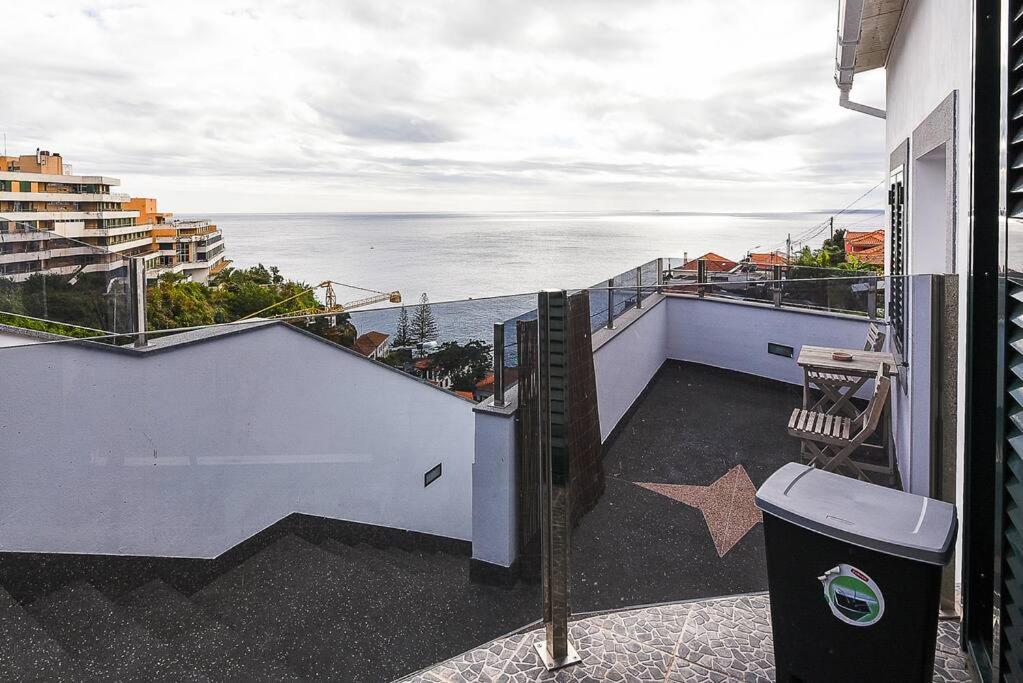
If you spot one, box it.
[888,166,907,358]
[19,181,31,192]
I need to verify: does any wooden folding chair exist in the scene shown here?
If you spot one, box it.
[804,323,887,417]
[788,363,892,482]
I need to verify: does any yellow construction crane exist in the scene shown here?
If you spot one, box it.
[239,281,401,321]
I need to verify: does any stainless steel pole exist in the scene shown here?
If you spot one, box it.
[867,277,878,320]
[535,289,579,670]
[697,259,707,298]
[773,264,782,308]
[656,257,664,293]
[635,266,643,309]
[129,257,148,347]
[493,322,506,407]
[606,278,614,329]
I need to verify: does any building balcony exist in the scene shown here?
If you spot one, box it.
[0,264,966,681]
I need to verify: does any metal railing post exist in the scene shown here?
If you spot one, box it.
[867,277,878,320]
[493,323,506,407]
[697,258,707,298]
[606,278,614,329]
[535,289,580,670]
[656,257,664,293]
[772,264,783,308]
[129,257,148,347]
[635,266,643,309]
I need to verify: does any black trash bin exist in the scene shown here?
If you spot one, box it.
[755,463,957,683]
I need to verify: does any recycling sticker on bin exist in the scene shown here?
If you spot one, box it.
[819,564,885,627]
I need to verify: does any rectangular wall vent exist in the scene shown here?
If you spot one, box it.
[767,343,794,358]
[424,463,442,487]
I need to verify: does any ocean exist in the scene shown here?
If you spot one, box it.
[183,211,883,348]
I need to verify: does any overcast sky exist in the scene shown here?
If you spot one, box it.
[0,0,886,213]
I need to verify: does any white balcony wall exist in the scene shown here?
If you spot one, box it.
[592,295,668,442]
[0,323,476,558]
[665,296,875,387]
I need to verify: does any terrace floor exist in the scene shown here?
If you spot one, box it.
[571,361,804,613]
[402,593,971,682]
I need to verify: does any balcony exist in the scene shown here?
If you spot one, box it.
[0,263,965,681]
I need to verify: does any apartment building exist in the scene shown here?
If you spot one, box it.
[0,151,228,283]
[124,197,229,282]
[0,150,151,280]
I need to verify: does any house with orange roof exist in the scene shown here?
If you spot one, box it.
[844,229,885,269]
[678,252,738,273]
[352,331,390,360]
[744,251,790,271]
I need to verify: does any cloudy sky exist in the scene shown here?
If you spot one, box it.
[0,0,886,213]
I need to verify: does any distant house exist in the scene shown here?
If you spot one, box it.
[678,252,738,273]
[353,331,390,360]
[744,251,790,271]
[412,358,451,389]
[474,367,521,402]
[844,229,885,268]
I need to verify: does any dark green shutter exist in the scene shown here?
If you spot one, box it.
[1004,283,1023,680]
[1002,4,1023,676]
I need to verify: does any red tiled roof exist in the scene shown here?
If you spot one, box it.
[747,252,789,267]
[454,390,475,400]
[476,368,520,389]
[414,359,433,370]
[852,244,885,267]
[680,252,738,272]
[844,229,884,245]
[353,331,389,357]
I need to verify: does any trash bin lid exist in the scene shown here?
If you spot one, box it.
[755,463,957,565]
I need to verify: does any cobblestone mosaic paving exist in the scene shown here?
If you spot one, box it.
[401,594,973,682]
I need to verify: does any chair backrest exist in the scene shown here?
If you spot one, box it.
[859,363,892,434]
[864,323,886,352]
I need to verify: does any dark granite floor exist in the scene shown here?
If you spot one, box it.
[572,361,803,613]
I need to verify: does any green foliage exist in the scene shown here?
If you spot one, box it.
[393,305,412,346]
[411,292,438,342]
[146,274,217,330]
[0,312,98,338]
[429,339,493,391]
[0,272,131,334]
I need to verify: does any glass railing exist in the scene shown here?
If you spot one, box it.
[567,274,947,622]
[0,222,136,338]
[0,262,952,681]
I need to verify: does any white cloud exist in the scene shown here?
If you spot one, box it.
[0,0,886,212]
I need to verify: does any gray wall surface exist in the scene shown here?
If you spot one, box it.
[665,297,874,387]
[0,325,475,558]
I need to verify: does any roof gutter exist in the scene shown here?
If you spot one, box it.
[835,0,886,119]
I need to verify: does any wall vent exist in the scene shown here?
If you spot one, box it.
[768,343,794,358]
[424,463,442,487]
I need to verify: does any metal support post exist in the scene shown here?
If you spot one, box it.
[493,323,506,407]
[606,278,614,329]
[656,258,664,293]
[772,264,783,308]
[129,257,148,347]
[635,266,643,309]
[867,277,878,320]
[697,259,707,298]
[535,289,580,671]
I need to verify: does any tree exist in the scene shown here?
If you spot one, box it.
[393,305,412,346]
[821,228,847,265]
[411,292,438,342]
[429,340,493,391]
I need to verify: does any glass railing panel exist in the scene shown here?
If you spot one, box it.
[0,223,135,338]
[0,292,544,682]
